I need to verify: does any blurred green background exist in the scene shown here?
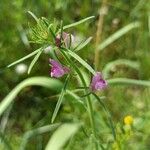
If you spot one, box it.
[0,0,150,149]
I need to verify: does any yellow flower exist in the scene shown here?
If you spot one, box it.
[124,115,133,125]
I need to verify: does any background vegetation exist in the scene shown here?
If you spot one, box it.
[0,0,150,149]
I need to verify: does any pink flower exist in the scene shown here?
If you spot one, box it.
[90,72,107,92]
[49,59,70,78]
[55,32,74,48]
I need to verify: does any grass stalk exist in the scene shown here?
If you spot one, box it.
[94,0,108,70]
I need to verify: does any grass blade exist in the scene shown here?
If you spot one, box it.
[28,48,43,74]
[102,59,140,78]
[63,16,95,30]
[74,37,93,51]
[108,78,150,87]
[51,75,70,123]
[98,22,140,51]
[45,123,80,150]
[0,77,63,117]
[20,124,60,150]
[0,105,12,134]
[7,48,42,68]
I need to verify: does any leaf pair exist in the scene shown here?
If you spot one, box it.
[7,47,45,74]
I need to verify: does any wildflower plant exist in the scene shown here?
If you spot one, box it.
[1,11,150,150]
[5,13,114,149]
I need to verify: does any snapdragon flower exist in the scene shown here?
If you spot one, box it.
[49,59,70,78]
[90,72,107,91]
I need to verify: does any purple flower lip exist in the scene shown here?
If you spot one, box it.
[90,72,107,92]
[55,32,74,48]
[49,59,70,78]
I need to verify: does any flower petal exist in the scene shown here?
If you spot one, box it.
[49,59,62,68]
[90,72,107,91]
[49,59,70,78]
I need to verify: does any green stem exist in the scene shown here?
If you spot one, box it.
[92,93,116,140]
[60,50,98,150]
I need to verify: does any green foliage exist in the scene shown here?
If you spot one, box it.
[20,123,60,150]
[45,123,80,150]
[74,37,93,52]
[98,22,141,51]
[62,16,95,30]
[64,48,95,75]
[29,17,54,44]
[0,0,150,150]
[27,48,44,74]
[0,77,63,116]
[7,48,42,68]
[51,75,70,123]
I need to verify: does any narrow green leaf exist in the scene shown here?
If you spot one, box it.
[28,48,43,74]
[92,93,116,140]
[20,124,60,150]
[51,75,70,123]
[98,22,140,51]
[45,123,80,150]
[7,48,42,68]
[63,16,95,30]
[80,92,92,98]
[0,77,63,117]
[0,105,12,133]
[65,49,95,75]
[27,11,38,22]
[102,59,140,78]
[74,37,93,51]
[48,25,56,39]
[108,78,150,87]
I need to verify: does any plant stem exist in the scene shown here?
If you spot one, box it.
[94,0,108,70]
[92,93,116,140]
[60,49,98,150]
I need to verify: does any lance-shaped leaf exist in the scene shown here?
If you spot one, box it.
[63,16,95,30]
[98,22,140,51]
[0,77,63,117]
[45,123,80,150]
[74,37,93,51]
[64,48,95,75]
[51,75,70,123]
[7,48,42,68]
[28,48,44,74]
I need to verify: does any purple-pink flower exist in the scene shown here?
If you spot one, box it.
[49,59,70,78]
[55,32,74,48]
[90,72,107,92]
